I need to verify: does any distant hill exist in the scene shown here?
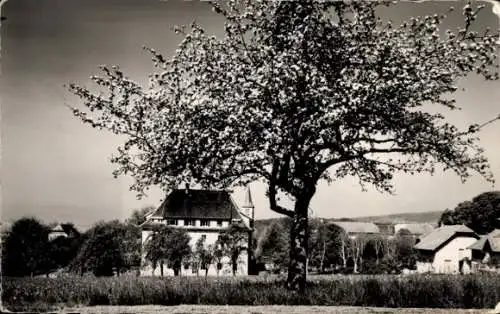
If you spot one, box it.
[254,210,443,228]
[346,211,443,225]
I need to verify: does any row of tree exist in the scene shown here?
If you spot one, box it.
[256,218,418,275]
[143,224,248,277]
[1,217,142,277]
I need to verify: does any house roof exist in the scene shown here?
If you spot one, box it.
[468,229,500,253]
[50,223,79,236]
[395,223,435,236]
[414,225,478,251]
[150,189,243,220]
[330,221,380,234]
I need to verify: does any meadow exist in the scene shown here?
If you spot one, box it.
[3,274,500,312]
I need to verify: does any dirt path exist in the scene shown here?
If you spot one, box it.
[60,305,492,314]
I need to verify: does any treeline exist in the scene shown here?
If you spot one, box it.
[1,217,142,277]
[1,210,250,278]
[2,215,419,278]
[255,218,418,275]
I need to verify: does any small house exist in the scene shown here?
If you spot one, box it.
[468,229,500,271]
[48,223,79,241]
[414,225,479,274]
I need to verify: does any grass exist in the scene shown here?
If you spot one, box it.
[3,273,500,312]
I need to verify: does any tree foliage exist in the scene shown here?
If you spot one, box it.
[70,220,137,276]
[2,217,52,277]
[144,226,191,276]
[49,233,82,271]
[127,206,156,226]
[194,236,214,276]
[439,191,500,234]
[216,224,249,275]
[257,219,290,272]
[68,0,499,289]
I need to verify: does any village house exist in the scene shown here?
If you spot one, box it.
[140,185,254,276]
[48,223,79,241]
[414,225,479,274]
[468,229,500,272]
[330,221,380,239]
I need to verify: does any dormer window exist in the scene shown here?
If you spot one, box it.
[167,219,177,225]
[217,220,223,227]
[200,220,210,227]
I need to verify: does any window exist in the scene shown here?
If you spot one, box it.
[185,219,195,226]
[167,219,177,225]
[201,234,207,241]
[217,220,223,227]
[200,220,210,227]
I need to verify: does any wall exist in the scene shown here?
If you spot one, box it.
[430,236,478,274]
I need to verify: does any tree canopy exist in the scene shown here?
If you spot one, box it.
[439,191,500,234]
[69,0,499,290]
[70,220,138,276]
[2,217,52,277]
[144,226,191,276]
[127,206,156,226]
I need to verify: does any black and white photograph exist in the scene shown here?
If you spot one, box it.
[1,0,500,313]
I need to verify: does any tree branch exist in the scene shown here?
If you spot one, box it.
[268,159,294,217]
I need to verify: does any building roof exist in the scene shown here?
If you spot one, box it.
[395,223,435,236]
[50,223,79,237]
[330,221,380,234]
[150,189,243,220]
[414,225,478,252]
[468,229,500,253]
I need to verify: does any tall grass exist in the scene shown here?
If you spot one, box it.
[3,274,500,311]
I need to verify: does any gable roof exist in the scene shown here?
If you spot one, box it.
[150,189,243,220]
[395,223,435,236]
[50,223,79,237]
[468,229,500,253]
[330,221,380,234]
[414,225,478,252]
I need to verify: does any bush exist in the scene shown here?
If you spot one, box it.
[3,274,500,311]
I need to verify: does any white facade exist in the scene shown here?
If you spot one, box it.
[140,225,250,277]
[140,188,254,277]
[416,236,477,274]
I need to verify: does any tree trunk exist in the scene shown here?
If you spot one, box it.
[341,240,347,268]
[160,260,164,277]
[286,197,310,292]
[320,240,325,273]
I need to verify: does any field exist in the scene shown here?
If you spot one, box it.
[59,305,489,313]
[3,274,500,312]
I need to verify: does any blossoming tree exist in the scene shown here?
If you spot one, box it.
[68,0,499,290]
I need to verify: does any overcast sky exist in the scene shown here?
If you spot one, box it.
[1,0,499,231]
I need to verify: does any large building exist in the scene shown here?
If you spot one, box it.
[140,185,254,276]
[414,225,479,274]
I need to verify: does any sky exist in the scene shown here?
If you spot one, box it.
[1,0,499,231]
